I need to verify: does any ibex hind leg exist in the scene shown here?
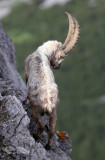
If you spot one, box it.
[45,107,56,150]
[31,106,45,140]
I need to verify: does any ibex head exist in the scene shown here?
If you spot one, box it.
[51,12,80,69]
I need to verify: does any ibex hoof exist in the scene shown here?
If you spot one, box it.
[45,144,51,150]
[33,133,40,140]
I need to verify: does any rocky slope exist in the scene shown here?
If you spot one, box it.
[0,23,72,160]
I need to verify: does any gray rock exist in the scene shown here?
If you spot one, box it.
[0,23,72,160]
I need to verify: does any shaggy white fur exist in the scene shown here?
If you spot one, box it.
[25,40,62,113]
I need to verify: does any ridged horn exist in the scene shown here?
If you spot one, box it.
[63,12,75,47]
[63,12,80,54]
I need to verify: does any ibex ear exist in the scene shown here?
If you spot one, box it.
[56,43,62,49]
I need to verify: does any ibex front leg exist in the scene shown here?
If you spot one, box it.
[45,108,57,150]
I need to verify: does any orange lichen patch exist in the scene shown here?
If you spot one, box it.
[57,131,71,142]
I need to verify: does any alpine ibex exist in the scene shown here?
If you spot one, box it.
[25,12,80,150]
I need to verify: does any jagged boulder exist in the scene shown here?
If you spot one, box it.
[0,23,72,160]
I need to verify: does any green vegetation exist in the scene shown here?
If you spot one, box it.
[1,0,105,159]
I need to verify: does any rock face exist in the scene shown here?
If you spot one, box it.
[0,23,72,160]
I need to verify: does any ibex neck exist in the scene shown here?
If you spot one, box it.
[37,40,62,61]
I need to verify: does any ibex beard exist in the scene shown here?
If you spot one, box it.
[25,12,80,150]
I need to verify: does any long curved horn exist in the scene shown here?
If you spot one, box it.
[63,12,80,54]
[63,12,75,47]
